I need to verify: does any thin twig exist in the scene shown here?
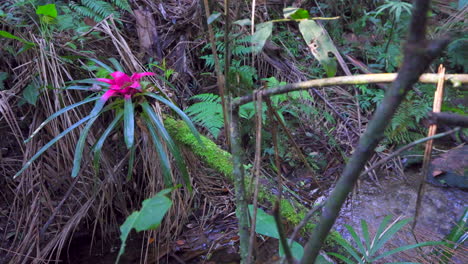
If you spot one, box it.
[428,112,468,127]
[202,0,230,147]
[274,201,295,264]
[265,96,322,190]
[247,91,263,264]
[360,127,460,177]
[288,203,324,247]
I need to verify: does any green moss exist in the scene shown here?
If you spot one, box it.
[164,118,234,180]
[164,118,344,246]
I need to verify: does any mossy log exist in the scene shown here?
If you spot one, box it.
[164,118,342,244]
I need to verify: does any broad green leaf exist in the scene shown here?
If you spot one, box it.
[25,96,100,143]
[124,97,135,149]
[0,72,8,90]
[207,12,221,25]
[283,7,309,19]
[248,205,303,261]
[36,4,57,18]
[143,93,202,145]
[279,239,304,261]
[0,30,35,45]
[143,116,173,187]
[248,205,279,238]
[233,19,251,26]
[251,22,273,54]
[116,189,173,263]
[14,115,92,178]
[298,20,338,77]
[71,99,108,178]
[22,82,39,106]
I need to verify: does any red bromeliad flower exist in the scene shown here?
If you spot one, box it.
[97,71,155,100]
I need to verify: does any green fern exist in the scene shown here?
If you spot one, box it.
[110,0,132,13]
[70,0,131,22]
[384,94,430,144]
[185,93,224,138]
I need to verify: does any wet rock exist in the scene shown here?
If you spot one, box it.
[333,170,467,263]
[427,145,468,189]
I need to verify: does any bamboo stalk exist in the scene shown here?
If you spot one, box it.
[233,73,468,107]
[413,65,446,229]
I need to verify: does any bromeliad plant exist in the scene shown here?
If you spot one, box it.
[14,59,200,190]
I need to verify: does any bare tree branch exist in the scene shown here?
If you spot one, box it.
[428,112,468,127]
[299,0,451,262]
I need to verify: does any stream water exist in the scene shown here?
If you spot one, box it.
[333,169,467,263]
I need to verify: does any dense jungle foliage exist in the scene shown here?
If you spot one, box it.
[0,0,466,263]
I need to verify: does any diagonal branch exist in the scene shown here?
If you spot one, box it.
[299,0,451,262]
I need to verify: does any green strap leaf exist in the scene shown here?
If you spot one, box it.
[126,144,136,181]
[361,219,371,256]
[108,58,124,72]
[371,241,445,262]
[143,92,202,146]
[124,97,135,149]
[68,78,111,87]
[334,235,363,263]
[25,96,101,143]
[92,111,123,173]
[89,58,115,74]
[372,218,412,255]
[326,252,355,264]
[142,116,173,187]
[141,101,192,191]
[71,99,108,178]
[0,30,35,46]
[369,215,393,255]
[345,224,368,261]
[14,115,92,178]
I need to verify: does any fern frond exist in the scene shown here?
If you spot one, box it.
[81,0,120,20]
[110,0,132,12]
[70,1,104,21]
[186,94,224,138]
